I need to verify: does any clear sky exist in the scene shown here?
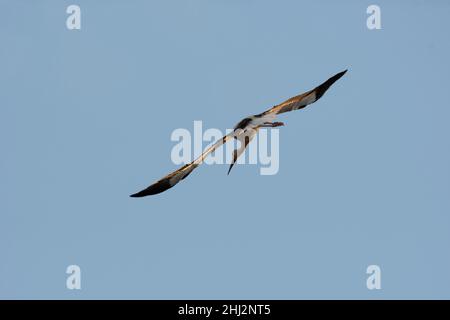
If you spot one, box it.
[1,0,450,299]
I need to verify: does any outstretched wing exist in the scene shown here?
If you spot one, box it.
[263,70,347,115]
[130,133,234,197]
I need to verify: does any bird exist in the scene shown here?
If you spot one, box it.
[130,69,347,197]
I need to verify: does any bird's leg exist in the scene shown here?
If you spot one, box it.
[261,121,284,127]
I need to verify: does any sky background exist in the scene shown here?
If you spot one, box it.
[1,0,450,299]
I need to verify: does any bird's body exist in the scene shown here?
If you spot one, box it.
[130,70,347,197]
[234,113,276,130]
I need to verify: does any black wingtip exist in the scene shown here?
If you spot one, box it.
[338,69,348,77]
[330,69,348,82]
[130,191,146,198]
[315,69,348,99]
[129,182,171,198]
[227,164,234,175]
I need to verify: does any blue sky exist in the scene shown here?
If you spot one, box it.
[1,0,450,299]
